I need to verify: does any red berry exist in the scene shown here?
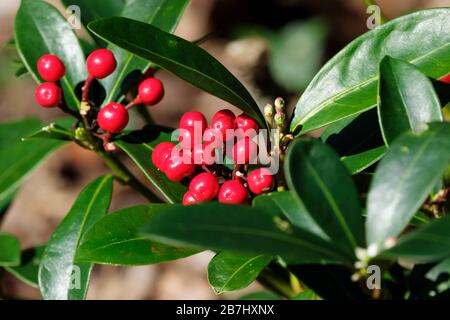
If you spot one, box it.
[211,116,235,142]
[138,78,164,105]
[212,109,235,123]
[232,137,258,164]
[192,142,219,165]
[440,74,450,84]
[179,112,207,133]
[235,113,259,138]
[183,190,201,206]
[35,82,62,108]
[218,180,248,204]
[178,127,204,151]
[37,54,65,82]
[248,168,274,195]
[152,142,175,172]
[86,49,117,79]
[189,172,219,201]
[97,102,129,133]
[165,150,195,182]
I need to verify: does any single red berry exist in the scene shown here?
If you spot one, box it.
[86,49,117,79]
[179,127,203,151]
[188,172,219,201]
[212,109,235,123]
[138,78,164,105]
[97,102,129,133]
[235,113,259,138]
[165,150,195,182]
[183,190,201,206]
[232,137,258,164]
[440,74,450,84]
[179,111,207,133]
[218,180,248,204]
[211,116,235,142]
[35,82,62,108]
[152,142,175,172]
[192,142,218,165]
[248,168,274,195]
[37,54,65,82]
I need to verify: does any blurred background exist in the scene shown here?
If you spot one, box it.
[0,0,448,299]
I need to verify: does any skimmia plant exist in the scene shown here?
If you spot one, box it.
[0,0,449,300]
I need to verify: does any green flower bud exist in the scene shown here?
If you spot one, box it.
[274,112,286,129]
[274,97,285,113]
[264,104,275,119]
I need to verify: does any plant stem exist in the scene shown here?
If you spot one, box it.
[258,269,297,299]
[96,150,163,203]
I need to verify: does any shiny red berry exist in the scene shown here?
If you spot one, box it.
[165,150,195,182]
[152,142,175,172]
[188,172,219,201]
[35,82,62,108]
[179,127,204,151]
[97,102,129,133]
[138,78,164,105]
[192,142,218,165]
[179,112,207,133]
[212,109,235,123]
[248,168,274,195]
[232,137,258,164]
[211,116,235,142]
[37,54,65,82]
[183,190,201,206]
[235,113,259,138]
[218,180,248,204]
[86,49,117,79]
[440,74,450,84]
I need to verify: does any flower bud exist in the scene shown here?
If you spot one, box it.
[264,104,274,119]
[274,112,285,129]
[274,97,285,113]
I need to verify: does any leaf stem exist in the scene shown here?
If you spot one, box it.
[96,150,163,203]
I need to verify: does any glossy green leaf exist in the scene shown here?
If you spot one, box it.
[115,126,187,203]
[380,216,450,263]
[292,290,316,300]
[25,118,74,142]
[378,56,443,145]
[0,118,65,207]
[77,205,197,265]
[342,146,386,174]
[208,252,271,294]
[101,0,190,103]
[291,8,450,134]
[14,0,86,111]
[0,234,21,267]
[366,123,450,247]
[39,175,113,300]
[253,192,326,239]
[89,17,265,126]
[140,203,351,265]
[5,246,45,288]
[285,138,364,255]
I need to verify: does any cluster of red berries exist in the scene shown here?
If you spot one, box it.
[152,109,275,206]
[35,49,165,135]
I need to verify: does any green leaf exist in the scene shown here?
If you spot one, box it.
[77,205,197,266]
[207,252,271,294]
[342,146,386,174]
[424,257,450,294]
[239,291,281,300]
[101,0,190,103]
[5,246,45,288]
[39,175,113,300]
[0,118,65,207]
[378,56,443,145]
[285,138,364,256]
[140,203,351,265]
[88,17,265,126]
[292,289,316,300]
[14,0,86,111]
[0,234,21,267]
[115,126,187,203]
[291,8,450,134]
[25,118,74,142]
[380,216,450,263]
[366,123,450,247]
[269,19,327,92]
[253,192,327,239]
